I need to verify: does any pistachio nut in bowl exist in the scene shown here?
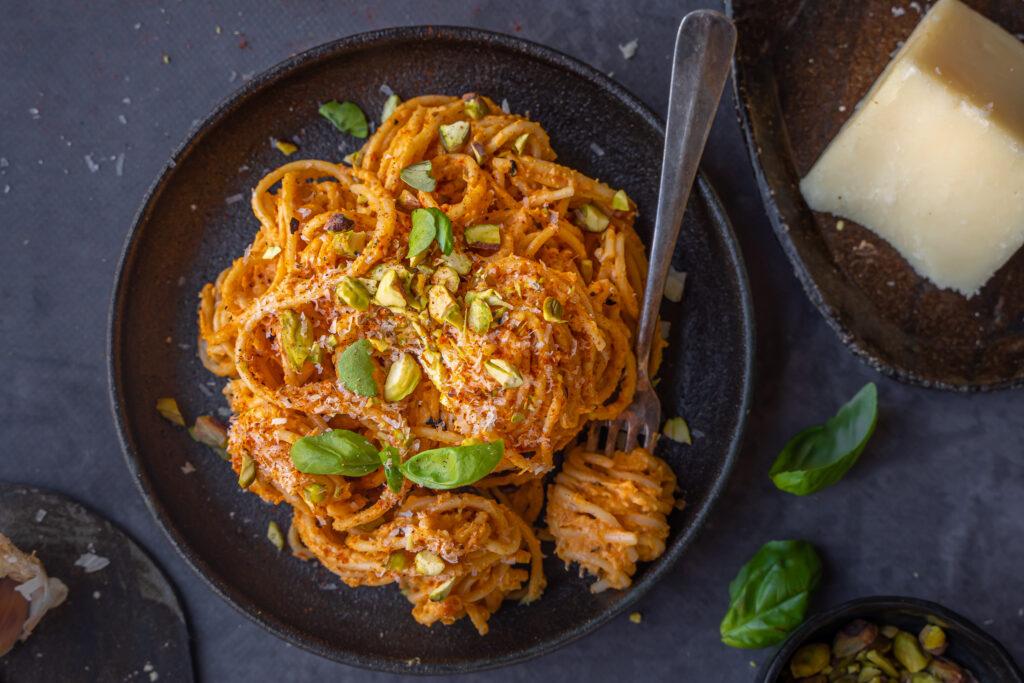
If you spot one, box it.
[760,597,1023,683]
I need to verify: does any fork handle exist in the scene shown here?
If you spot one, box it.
[634,11,736,387]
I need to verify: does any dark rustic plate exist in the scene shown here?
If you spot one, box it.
[107,26,754,674]
[728,0,1024,391]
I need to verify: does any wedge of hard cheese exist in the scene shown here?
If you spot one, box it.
[800,0,1024,297]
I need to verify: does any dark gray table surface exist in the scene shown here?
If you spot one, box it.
[3,1,1022,681]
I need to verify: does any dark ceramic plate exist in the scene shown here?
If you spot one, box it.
[727,0,1024,391]
[759,596,1024,682]
[107,27,754,674]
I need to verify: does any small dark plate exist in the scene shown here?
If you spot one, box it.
[759,596,1024,682]
[727,0,1024,391]
[0,484,193,682]
[107,27,754,674]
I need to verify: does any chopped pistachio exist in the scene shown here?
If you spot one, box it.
[866,650,901,678]
[305,483,327,504]
[439,121,471,152]
[834,620,879,658]
[919,625,947,656]
[192,415,229,450]
[397,189,421,212]
[374,269,407,308]
[893,632,931,673]
[381,93,401,123]
[462,92,489,120]
[469,141,487,165]
[280,310,316,370]
[331,230,368,256]
[510,412,525,423]
[428,577,456,601]
[238,454,256,489]
[411,272,429,299]
[907,674,941,683]
[368,338,390,353]
[791,643,830,678]
[467,298,492,334]
[880,625,900,640]
[439,251,472,275]
[513,133,529,155]
[385,551,408,571]
[408,251,427,268]
[542,297,565,323]
[464,223,501,249]
[663,417,692,444]
[267,521,284,551]
[414,550,445,576]
[274,140,298,156]
[428,284,458,323]
[262,245,282,259]
[343,149,364,168]
[579,259,594,282]
[325,213,354,232]
[432,265,460,294]
[926,658,966,682]
[384,353,422,402]
[466,288,511,309]
[629,612,642,624]
[156,397,185,426]
[857,666,883,682]
[484,359,524,388]
[612,189,630,211]
[574,203,610,232]
[336,277,371,311]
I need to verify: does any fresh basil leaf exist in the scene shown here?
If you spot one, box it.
[379,446,404,493]
[432,208,454,255]
[769,382,877,496]
[290,429,381,476]
[720,540,822,649]
[400,439,503,489]
[400,160,436,192]
[335,339,379,397]
[318,101,368,139]
[408,209,438,258]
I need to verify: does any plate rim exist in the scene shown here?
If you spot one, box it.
[106,24,756,674]
[725,0,1023,393]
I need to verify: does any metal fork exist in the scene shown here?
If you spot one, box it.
[586,10,736,456]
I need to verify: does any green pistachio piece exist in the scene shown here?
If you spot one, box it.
[857,667,883,683]
[513,133,529,154]
[542,297,565,322]
[343,149,364,168]
[384,353,422,402]
[919,625,947,656]
[414,550,445,576]
[834,620,879,658]
[385,551,408,571]
[411,272,429,299]
[331,230,369,256]
[439,251,472,275]
[484,359,523,388]
[926,657,966,682]
[429,577,456,601]
[574,203,610,233]
[467,298,492,334]
[156,397,185,427]
[893,632,931,673]
[336,277,371,311]
[469,142,487,165]
[262,245,282,260]
[612,189,630,211]
[866,650,901,678]
[267,521,284,551]
[908,675,941,683]
[280,310,316,371]
[579,259,594,282]
[464,223,501,249]
[427,284,458,323]
[432,265,461,294]
[238,454,256,489]
[439,121,471,152]
[465,288,511,310]
[462,92,489,120]
[305,483,327,504]
[381,93,401,123]
[374,269,407,308]
[791,643,830,678]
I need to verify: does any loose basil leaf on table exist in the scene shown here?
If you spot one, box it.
[720,540,822,649]
[769,382,878,496]
[318,100,368,139]
[400,439,503,489]
[379,445,404,494]
[290,429,382,476]
[335,338,379,397]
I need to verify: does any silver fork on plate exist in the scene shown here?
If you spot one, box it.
[585,10,736,456]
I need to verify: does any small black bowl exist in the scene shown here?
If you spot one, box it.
[760,597,1023,682]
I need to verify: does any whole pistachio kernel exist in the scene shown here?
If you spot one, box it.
[384,353,422,402]
[428,577,456,602]
[612,189,631,212]
[542,297,566,323]
[513,133,530,155]
[462,92,489,120]
[919,625,947,656]
[484,359,524,388]
[432,265,460,294]
[305,483,327,504]
[336,277,371,311]
[439,121,471,151]
[574,204,611,232]
[238,454,256,489]
[439,251,472,275]
[464,223,501,249]
[414,550,445,576]
[374,269,407,308]
[893,632,931,673]
[467,298,492,334]
[427,284,458,323]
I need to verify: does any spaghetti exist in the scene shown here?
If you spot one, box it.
[197,93,678,634]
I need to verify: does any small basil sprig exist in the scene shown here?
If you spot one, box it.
[720,540,822,649]
[401,440,503,489]
[379,446,404,493]
[319,101,368,138]
[769,382,877,496]
[407,208,453,258]
[336,339,379,397]
[290,429,381,476]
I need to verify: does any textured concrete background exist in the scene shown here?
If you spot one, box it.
[2,1,1022,681]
